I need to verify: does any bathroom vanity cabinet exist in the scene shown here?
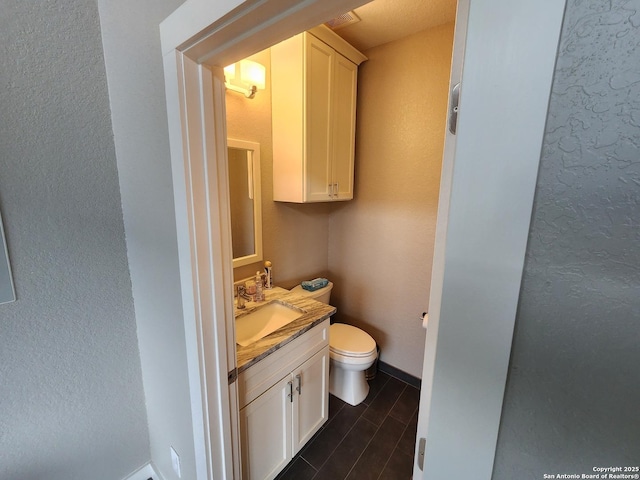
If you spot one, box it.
[271,27,367,203]
[237,319,329,479]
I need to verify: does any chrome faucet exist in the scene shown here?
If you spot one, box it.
[236,284,251,309]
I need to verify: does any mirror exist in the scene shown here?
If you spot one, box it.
[228,139,263,268]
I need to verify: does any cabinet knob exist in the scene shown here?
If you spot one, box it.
[295,374,302,395]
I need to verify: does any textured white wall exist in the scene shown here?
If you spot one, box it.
[493,0,640,476]
[96,0,197,479]
[0,1,149,479]
[328,24,454,378]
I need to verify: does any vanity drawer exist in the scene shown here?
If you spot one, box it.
[238,319,329,408]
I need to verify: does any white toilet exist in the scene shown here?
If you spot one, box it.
[290,281,378,406]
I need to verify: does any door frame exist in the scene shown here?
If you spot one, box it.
[159,0,567,478]
[415,1,567,478]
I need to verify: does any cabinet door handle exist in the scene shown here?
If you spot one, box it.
[334,182,339,198]
[295,374,302,395]
[287,381,293,403]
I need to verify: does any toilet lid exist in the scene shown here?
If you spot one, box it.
[330,323,376,357]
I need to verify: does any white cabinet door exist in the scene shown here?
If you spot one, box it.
[240,375,293,480]
[305,35,334,202]
[292,348,329,455]
[331,52,357,201]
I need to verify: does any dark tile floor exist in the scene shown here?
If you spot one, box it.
[276,371,420,480]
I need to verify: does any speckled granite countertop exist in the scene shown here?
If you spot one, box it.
[235,287,336,372]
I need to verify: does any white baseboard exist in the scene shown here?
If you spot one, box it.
[124,462,165,480]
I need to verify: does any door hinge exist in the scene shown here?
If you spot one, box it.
[448,83,460,135]
[417,437,426,471]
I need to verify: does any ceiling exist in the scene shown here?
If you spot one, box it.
[328,0,457,52]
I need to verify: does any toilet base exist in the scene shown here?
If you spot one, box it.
[329,363,370,406]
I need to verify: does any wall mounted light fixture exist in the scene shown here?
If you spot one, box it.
[224,60,266,99]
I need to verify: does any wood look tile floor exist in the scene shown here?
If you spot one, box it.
[275,372,419,480]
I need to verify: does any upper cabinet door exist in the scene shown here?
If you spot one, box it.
[305,35,335,202]
[331,53,357,201]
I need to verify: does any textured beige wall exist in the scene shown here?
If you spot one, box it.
[226,49,330,286]
[328,23,454,378]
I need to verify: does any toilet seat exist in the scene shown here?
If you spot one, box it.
[330,323,376,358]
[330,349,377,366]
[330,346,376,358]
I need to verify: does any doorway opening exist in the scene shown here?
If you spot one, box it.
[222,2,457,477]
[159,0,566,478]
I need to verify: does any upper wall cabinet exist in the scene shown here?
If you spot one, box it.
[271,26,367,203]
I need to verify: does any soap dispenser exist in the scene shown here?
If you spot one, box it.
[264,260,273,289]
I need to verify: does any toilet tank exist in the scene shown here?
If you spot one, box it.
[290,281,333,305]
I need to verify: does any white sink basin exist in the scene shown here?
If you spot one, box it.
[236,300,305,346]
